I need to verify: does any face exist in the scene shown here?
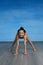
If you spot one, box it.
[19,30,24,37]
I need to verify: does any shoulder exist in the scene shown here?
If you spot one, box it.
[25,33,29,39]
[24,33,28,38]
[25,33,28,36]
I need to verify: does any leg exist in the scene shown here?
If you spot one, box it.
[24,37,27,55]
[24,43,27,55]
[14,39,19,55]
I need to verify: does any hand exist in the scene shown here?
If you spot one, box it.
[33,48,36,52]
[33,48,36,55]
[14,52,18,56]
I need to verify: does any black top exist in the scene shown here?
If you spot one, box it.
[19,36,24,39]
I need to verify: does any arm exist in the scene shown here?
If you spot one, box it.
[26,34,36,52]
[9,33,18,51]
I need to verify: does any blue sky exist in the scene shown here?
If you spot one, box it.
[0,0,43,41]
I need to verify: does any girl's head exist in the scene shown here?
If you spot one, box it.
[17,27,26,37]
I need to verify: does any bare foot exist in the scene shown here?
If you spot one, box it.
[23,52,28,55]
[14,53,18,56]
[33,48,36,52]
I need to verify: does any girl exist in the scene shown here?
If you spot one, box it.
[9,27,36,55]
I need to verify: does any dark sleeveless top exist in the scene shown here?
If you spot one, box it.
[19,36,24,39]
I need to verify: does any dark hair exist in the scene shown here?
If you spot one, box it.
[17,27,26,34]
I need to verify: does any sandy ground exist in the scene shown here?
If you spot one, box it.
[0,42,43,65]
[0,51,43,65]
